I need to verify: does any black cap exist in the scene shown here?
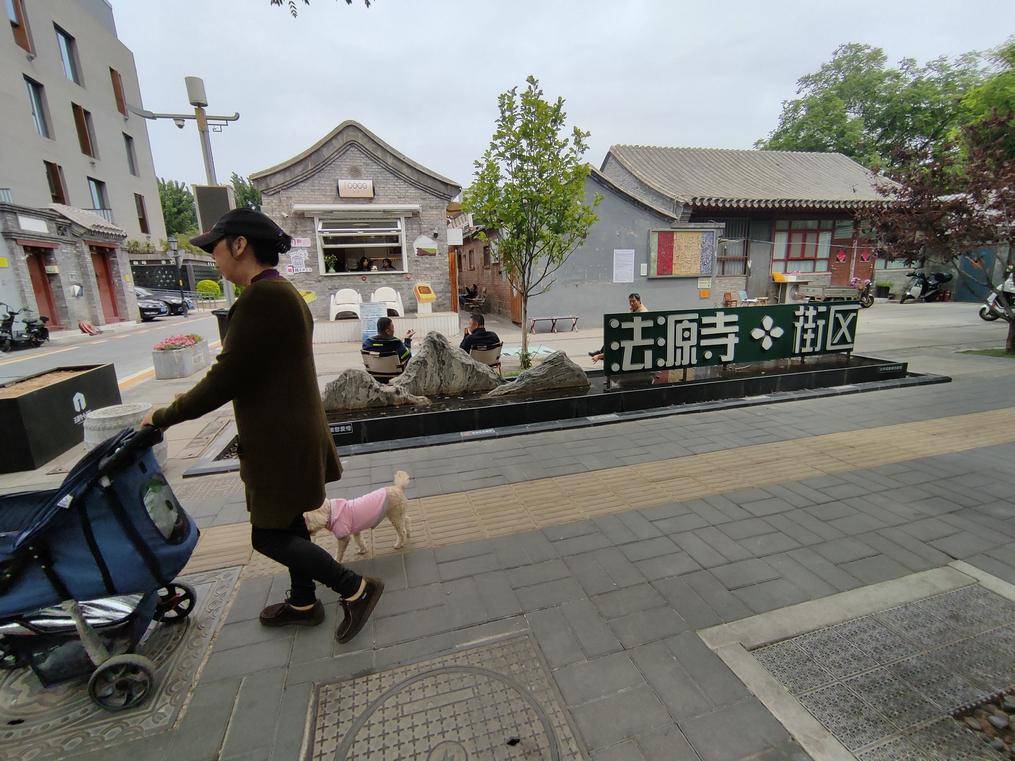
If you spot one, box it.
[189,208,292,255]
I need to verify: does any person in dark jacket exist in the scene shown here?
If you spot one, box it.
[142,208,383,644]
[459,312,500,353]
[362,317,415,364]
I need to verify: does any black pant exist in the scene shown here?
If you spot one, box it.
[251,516,362,605]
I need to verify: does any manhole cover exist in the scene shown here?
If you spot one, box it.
[0,567,238,761]
[310,634,586,760]
[751,584,1015,759]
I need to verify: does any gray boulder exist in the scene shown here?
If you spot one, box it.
[391,331,500,396]
[322,369,430,411]
[486,351,589,397]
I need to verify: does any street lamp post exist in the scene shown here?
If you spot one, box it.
[168,235,187,318]
[131,76,239,305]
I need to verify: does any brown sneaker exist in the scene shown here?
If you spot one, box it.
[259,599,325,627]
[336,577,384,644]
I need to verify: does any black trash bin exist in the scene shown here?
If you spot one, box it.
[212,308,231,342]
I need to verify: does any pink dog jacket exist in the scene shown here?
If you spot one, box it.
[326,489,388,538]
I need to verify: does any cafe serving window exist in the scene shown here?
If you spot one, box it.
[316,217,406,274]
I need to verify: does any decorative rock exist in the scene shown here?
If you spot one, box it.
[966,716,983,730]
[485,351,590,398]
[990,738,1006,752]
[1003,695,1015,712]
[84,403,167,466]
[322,369,431,412]
[390,332,500,397]
[989,714,1010,731]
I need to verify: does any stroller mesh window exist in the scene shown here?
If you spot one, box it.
[141,477,187,544]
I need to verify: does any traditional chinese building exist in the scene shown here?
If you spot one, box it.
[599,146,891,302]
[249,121,461,319]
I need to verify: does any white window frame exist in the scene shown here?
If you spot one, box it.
[314,216,409,276]
[55,25,82,85]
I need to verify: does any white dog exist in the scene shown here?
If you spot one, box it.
[303,471,410,560]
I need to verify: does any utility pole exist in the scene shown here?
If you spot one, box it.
[131,77,239,305]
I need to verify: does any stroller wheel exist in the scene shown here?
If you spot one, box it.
[154,582,196,623]
[88,654,155,711]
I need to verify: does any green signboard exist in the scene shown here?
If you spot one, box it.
[602,302,860,375]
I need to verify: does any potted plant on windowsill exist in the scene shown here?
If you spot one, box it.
[152,333,211,379]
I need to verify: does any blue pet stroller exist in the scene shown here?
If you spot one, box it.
[0,426,200,711]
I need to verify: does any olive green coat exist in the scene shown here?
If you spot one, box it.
[152,278,340,528]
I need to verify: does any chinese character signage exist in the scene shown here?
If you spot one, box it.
[649,229,717,277]
[603,302,859,375]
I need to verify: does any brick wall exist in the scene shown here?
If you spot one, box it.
[259,143,456,320]
[456,234,513,320]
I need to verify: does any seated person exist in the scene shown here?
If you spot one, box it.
[363,317,415,364]
[460,312,500,353]
[591,293,648,362]
[381,258,397,271]
[354,256,372,272]
[465,284,479,300]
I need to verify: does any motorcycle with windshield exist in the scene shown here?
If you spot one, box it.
[0,303,50,352]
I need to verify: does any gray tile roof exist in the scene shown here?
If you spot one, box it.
[605,146,890,209]
[48,203,126,237]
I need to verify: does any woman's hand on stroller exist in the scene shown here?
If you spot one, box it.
[141,409,159,428]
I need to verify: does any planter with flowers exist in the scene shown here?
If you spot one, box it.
[152,334,212,379]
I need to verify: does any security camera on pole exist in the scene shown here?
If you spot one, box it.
[130,76,240,305]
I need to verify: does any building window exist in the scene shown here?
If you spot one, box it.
[316,217,406,274]
[54,25,82,84]
[109,67,127,117]
[876,256,913,270]
[7,0,32,53]
[43,161,68,204]
[72,103,98,157]
[482,245,492,268]
[716,218,749,276]
[468,250,475,270]
[123,133,138,175]
[134,194,149,234]
[24,77,50,138]
[87,176,109,212]
[771,219,833,273]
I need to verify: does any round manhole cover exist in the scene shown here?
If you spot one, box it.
[335,665,560,760]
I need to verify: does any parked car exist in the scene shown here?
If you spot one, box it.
[135,288,169,321]
[135,287,194,316]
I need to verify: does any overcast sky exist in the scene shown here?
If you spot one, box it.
[113,0,1014,191]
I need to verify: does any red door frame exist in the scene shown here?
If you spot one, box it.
[24,249,61,327]
[90,246,121,323]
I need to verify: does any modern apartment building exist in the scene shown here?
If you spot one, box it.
[2,0,165,242]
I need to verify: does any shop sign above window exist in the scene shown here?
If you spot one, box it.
[338,179,374,198]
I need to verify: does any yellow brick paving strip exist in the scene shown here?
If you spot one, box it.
[182,407,1015,578]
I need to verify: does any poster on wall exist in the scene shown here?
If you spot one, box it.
[285,248,312,275]
[648,230,717,278]
[360,301,389,342]
[612,249,635,283]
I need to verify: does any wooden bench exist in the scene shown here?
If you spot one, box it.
[529,315,579,333]
[798,286,857,302]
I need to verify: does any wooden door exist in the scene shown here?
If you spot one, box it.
[25,250,60,327]
[91,248,120,322]
[448,249,458,311]
[853,245,875,283]
[510,281,522,324]
[829,238,854,286]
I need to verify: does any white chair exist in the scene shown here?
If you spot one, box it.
[330,288,362,320]
[371,286,405,317]
[361,350,405,382]
[470,342,503,376]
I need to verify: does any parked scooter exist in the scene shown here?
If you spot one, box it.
[0,303,50,352]
[978,266,1015,322]
[899,271,953,303]
[850,277,875,308]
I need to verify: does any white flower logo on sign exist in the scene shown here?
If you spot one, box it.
[750,315,785,351]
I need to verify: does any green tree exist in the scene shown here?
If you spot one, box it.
[960,37,1015,159]
[269,0,369,17]
[463,76,600,368]
[158,178,197,236]
[756,43,989,170]
[231,172,262,211]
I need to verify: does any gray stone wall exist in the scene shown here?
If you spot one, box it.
[259,143,455,319]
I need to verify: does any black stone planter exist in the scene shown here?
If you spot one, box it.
[875,285,891,299]
[0,364,121,473]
